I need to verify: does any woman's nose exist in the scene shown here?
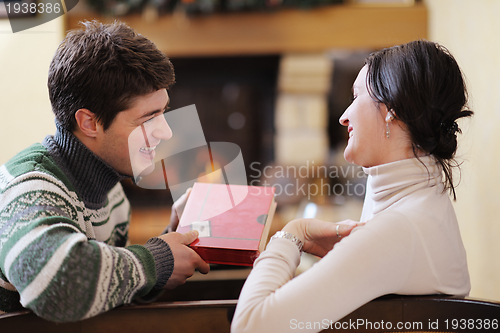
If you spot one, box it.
[339,109,349,126]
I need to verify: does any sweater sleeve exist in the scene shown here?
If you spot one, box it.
[143,237,175,289]
[0,215,164,322]
[231,211,415,333]
[0,179,173,322]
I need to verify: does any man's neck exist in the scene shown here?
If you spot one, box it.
[42,123,127,209]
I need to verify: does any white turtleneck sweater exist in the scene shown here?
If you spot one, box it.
[231,156,470,333]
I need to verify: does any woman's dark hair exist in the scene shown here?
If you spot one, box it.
[48,20,175,132]
[365,40,473,200]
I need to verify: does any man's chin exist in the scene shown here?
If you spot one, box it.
[135,163,156,179]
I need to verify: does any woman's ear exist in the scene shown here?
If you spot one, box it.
[74,109,98,138]
[385,110,395,122]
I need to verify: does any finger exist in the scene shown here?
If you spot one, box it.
[182,244,210,275]
[171,206,181,221]
[173,187,192,209]
[168,213,180,232]
[336,223,357,237]
[336,219,358,226]
[181,230,199,245]
[171,188,192,224]
[180,231,210,274]
[195,258,210,274]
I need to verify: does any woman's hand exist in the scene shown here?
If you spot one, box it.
[282,218,363,257]
[163,187,192,234]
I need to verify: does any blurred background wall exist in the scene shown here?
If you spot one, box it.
[0,0,499,302]
[426,0,500,302]
[0,11,62,161]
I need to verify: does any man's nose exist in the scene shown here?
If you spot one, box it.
[152,115,172,141]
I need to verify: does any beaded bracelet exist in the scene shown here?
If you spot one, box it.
[269,230,304,253]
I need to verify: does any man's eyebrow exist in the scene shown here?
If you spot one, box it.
[138,100,170,120]
[139,109,162,119]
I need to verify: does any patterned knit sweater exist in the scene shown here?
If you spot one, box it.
[0,125,174,322]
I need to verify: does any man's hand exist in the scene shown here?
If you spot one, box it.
[282,218,363,257]
[157,230,210,289]
[164,187,192,233]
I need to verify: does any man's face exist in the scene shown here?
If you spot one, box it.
[95,89,172,177]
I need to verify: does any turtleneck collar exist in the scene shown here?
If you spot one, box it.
[42,122,128,209]
[362,156,443,217]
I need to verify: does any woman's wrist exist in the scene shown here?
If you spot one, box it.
[282,220,305,243]
[273,220,306,252]
[269,230,304,253]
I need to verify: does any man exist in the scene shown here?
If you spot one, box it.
[0,20,209,322]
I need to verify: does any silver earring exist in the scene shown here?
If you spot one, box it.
[385,111,394,139]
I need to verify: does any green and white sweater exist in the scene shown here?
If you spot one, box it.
[0,125,174,322]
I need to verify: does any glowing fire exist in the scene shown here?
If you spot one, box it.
[197,160,223,184]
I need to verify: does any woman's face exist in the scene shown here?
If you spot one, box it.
[339,65,392,167]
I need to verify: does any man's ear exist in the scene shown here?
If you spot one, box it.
[74,109,99,138]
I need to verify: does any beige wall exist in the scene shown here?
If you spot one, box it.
[0,14,63,165]
[426,0,500,301]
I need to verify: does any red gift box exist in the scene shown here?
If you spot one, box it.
[177,182,277,266]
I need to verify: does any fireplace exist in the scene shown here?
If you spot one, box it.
[123,55,280,206]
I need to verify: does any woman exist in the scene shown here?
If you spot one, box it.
[231,40,472,333]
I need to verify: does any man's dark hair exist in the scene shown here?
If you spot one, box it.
[48,20,175,131]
